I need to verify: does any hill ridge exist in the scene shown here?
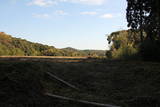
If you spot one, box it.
[0,32,105,57]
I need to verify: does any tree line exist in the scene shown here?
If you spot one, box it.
[0,32,105,57]
[106,0,160,61]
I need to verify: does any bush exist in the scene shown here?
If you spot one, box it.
[112,45,138,59]
[106,30,140,60]
[140,39,160,61]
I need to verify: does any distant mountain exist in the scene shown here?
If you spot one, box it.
[62,47,79,52]
[0,32,106,57]
[61,47,106,57]
[81,49,106,57]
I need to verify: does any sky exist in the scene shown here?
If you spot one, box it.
[0,0,128,50]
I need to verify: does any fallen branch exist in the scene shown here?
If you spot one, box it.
[46,72,79,90]
[45,93,120,107]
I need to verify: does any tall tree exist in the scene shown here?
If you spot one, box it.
[126,0,160,60]
[126,0,160,41]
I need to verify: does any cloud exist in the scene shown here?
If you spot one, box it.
[55,10,68,15]
[100,13,123,19]
[65,0,106,5]
[100,14,113,19]
[32,13,50,18]
[28,0,57,7]
[80,11,97,15]
[32,10,68,19]
[28,0,107,7]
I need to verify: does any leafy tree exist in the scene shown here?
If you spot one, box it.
[126,0,160,41]
[0,32,105,57]
[10,48,25,56]
[126,0,160,60]
[0,44,10,55]
[106,30,139,59]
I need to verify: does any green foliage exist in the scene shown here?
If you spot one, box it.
[10,48,25,56]
[141,40,160,61]
[126,0,160,40]
[62,47,106,57]
[106,30,140,59]
[126,0,160,61]
[0,44,10,55]
[111,45,138,59]
[0,32,105,57]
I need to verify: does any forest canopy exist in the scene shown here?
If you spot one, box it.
[126,0,160,61]
[0,32,105,57]
[106,0,160,61]
[106,30,143,59]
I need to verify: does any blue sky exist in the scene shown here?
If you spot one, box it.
[0,0,128,50]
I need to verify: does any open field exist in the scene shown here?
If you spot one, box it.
[0,56,88,59]
[0,56,89,62]
[0,57,160,107]
[0,56,88,60]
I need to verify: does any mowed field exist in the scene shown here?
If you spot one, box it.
[0,56,160,107]
[0,56,88,62]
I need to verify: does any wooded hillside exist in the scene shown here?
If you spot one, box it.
[0,32,105,57]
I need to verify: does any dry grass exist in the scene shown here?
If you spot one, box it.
[0,58,160,107]
[0,56,89,62]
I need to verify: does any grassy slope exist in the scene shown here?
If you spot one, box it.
[0,58,160,107]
